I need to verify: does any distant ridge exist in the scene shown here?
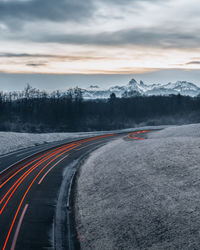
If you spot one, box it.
[81,79,200,99]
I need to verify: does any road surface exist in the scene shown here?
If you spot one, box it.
[0,130,149,250]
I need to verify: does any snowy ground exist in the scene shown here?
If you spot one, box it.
[0,125,166,156]
[76,123,200,250]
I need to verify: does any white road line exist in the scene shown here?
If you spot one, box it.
[0,152,18,159]
[0,147,40,159]
[16,149,42,157]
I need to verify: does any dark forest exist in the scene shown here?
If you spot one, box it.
[0,85,200,132]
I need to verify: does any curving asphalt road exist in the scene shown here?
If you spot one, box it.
[0,131,149,250]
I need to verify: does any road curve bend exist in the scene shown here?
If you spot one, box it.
[0,131,149,250]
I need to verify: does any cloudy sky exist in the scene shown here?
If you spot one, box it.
[1,0,200,90]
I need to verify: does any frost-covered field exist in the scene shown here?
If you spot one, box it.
[0,125,166,156]
[76,124,200,250]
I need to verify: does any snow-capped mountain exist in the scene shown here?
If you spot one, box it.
[81,79,200,99]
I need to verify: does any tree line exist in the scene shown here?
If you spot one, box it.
[0,84,200,132]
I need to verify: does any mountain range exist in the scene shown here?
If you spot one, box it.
[81,79,200,99]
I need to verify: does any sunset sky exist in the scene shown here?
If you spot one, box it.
[1,0,200,90]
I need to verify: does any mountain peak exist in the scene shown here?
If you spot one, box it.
[140,80,145,86]
[89,85,99,89]
[128,79,137,85]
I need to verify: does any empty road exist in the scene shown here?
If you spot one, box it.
[0,131,148,250]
